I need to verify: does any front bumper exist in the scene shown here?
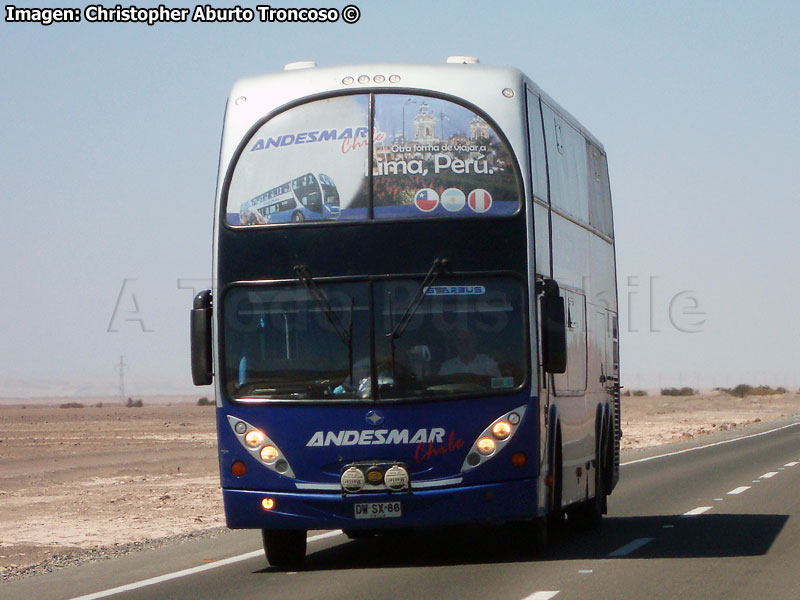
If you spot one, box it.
[223,478,539,530]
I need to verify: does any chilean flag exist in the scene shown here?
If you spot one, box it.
[468,189,493,213]
[414,188,439,212]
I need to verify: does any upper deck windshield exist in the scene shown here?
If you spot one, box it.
[224,277,527,402]
[226,93,520,225]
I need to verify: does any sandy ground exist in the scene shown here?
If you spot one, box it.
[0,403,223,575]
[1,392,798,577]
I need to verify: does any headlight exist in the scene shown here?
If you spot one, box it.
[461,406,526,472]
[260,445,279,463]
[492,421,512,440]
[244,429,266,447]
[477,437,496,455]
[227,416,295,478]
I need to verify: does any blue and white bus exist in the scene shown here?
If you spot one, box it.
[239,172,340,225]
[192,57,620,567]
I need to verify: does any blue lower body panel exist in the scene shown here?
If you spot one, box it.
[223,478,538,530]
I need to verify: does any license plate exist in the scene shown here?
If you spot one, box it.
[354,501,402,519]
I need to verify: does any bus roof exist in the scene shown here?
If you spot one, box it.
[225,61,605,152]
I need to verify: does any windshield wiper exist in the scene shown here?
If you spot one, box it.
[387,258,449,341]
[294,265,354,387]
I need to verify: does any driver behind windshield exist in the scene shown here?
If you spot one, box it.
[438,329,500,377]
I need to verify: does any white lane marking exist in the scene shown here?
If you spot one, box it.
[621,421,800,466]
[714,498,723,501]
[66,530,344,600]
[785,462,799,467]
[728,486,751,495]
[683,506,712,516]
[663,524,675,528]
[578,569,593,574]
[760,471,779,479]
[523,592,560,600]
[608,537,654,557]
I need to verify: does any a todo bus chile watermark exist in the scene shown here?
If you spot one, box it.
[4,4,361,26]
[107,275,708,335]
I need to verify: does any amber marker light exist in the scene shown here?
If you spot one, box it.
[511,452,527,467]
[260,445,279,463]
[476,437,496,456]
[261,498,275,510]
[244,430,266,448]
[231,460,247,477]
[492,421,512,440]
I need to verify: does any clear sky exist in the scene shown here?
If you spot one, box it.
[2,0,798,396]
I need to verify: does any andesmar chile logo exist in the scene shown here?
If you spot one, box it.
[306,428,445,447]
[249,127,369,151]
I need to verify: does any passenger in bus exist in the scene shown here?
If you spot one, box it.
[438,329,500,377]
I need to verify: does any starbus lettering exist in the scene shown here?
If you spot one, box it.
[249,127,369,152]
[306,428,446,447]
[414,431,465,462]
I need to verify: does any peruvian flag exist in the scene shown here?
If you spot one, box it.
[468,189,493,213]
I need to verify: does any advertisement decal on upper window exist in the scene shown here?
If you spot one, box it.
[227,95,371,225]
[225,93,520,226]
[371,95,519,220]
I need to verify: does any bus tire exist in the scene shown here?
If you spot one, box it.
[569,427,606,530]
[531,515,548,555]
[343,529,377,539]
[547,430,564,541]
[291,211,305,222]
[262,529,307,568]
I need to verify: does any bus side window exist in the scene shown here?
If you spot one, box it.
[542,103,590,225]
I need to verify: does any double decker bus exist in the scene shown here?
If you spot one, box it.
[192,57,620,567]
[238,172,340,225]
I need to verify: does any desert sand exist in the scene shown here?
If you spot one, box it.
[1,391,798,578]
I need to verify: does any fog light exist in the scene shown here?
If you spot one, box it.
[231,460,246,477]
[244,430,266,448]
[261,497,275,510]
[366,466,384,485]
[477,437,496,456]
[492,421,512,440]
[384,465,410,491]
[341,466,365,493]
[260,445,279,463]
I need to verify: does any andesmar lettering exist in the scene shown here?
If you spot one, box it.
[306,428,445,447]
[250,127,368,152]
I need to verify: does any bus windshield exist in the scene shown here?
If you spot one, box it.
[226,93,521,225]
[223,277,527,401]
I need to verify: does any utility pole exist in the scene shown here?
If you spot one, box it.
[118,355,126,402]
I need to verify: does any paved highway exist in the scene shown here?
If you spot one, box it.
[5,419,800,600]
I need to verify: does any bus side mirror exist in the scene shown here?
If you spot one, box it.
[539,279,567,374]
[191,290,213,385]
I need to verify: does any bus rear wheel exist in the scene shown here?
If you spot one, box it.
[262,529,307,568]
[569,431,606,530]
[291,211,305,222]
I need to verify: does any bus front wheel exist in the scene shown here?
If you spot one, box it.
[262,529,307,568]
[291,211,305,222]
